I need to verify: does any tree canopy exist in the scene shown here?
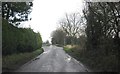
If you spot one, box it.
[81,2,119,71]
[51,28,66,45]
[2,2,33,26]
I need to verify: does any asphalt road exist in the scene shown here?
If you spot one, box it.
[16,45,89,72]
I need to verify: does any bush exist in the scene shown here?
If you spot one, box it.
[2,19,42,55]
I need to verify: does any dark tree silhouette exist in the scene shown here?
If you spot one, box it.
[2,2,33,26]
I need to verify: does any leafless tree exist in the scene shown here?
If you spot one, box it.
[59,13,86,44]
[59,13,86,37]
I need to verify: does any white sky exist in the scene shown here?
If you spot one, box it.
[22,0,84,42]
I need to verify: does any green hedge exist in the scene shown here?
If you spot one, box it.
[2,19,42,55]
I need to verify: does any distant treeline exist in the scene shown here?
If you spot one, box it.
[2,19,42,55]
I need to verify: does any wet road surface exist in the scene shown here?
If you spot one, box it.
[16,45,89,72]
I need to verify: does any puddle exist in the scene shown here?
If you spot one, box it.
[67,58,71,61]
[65,57,71,62]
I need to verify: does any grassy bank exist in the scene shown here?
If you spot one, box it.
[64,45,81,61]
[64,45,118,72]
[2,48,44,72]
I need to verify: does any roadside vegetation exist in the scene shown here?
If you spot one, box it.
[2,19,42,55]
[64,45,118,72]
[2,48,43,71]
[64,45,82,63]
[51,2,119,72]
[2,2,43,71]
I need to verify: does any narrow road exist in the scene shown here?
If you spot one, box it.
[16,45,89,72]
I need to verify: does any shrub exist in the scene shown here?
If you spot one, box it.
[2,19,42,55]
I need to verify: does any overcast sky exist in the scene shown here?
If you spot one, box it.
[22,0,84,42]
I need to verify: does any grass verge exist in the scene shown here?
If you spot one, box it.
[64,45,81,61]
[2,48,44,72]
[64,45,118,72]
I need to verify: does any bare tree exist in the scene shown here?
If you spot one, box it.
[59,13,86,44]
